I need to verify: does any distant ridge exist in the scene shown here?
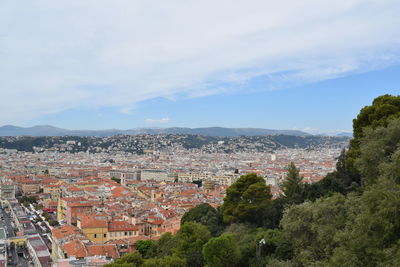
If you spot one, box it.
[0,125,311,137]
[336,132,353,137]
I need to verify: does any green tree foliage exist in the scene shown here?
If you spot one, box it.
[135,240,154,258]
[276,177,400,266]
[264,258,293,267]
[222,173,272,225]
[203,234,240,267]
[352,94,400,140]
[329,178,400,266]
[222,223,289,266]
[280,194,350,265]
[104,251,143,267]
[192,180,202,187]
[346,94,400,185]
[300,149,358,201]
[173,222,211,267]
[259,197,287,229]
[380,147,400,183]
[222,223,255,266]
[146,232,176,259]
[141,255,186,267]
[111,177,121,184]
[281,163,304,204]
[327,148,357,193]
[20,196,37,204]
[355,118,400,185]
[42,211,52,221]
[48,219,59,227]
[181,203,224,236]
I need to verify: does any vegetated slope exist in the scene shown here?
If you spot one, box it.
[0,134,349,153]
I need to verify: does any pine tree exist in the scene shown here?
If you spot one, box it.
[281,162,303,203]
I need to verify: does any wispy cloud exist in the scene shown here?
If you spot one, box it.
[119,106,136,115]
[0,0,400,123]
[295,126,352,136]
[145,118,170,124]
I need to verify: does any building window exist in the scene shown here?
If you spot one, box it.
[94,234,97,238]
[104,234,107,238]
[125,232,127,236]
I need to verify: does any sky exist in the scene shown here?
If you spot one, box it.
[1,1,400,134]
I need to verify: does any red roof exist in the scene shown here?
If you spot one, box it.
[108,221,138,232]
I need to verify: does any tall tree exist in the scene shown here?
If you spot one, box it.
[221,173,272,225]
[135,240,155,258]
[203,234,241,267]
[173,222,211,267]
[329,178,400,266]
[181,203,224,236]
[141,255,186,267]
[281,163,304,204]
[146,232,176,259]
[104,251,143,267]
[346,94,400,185]
[355,118,400,185]
[280,193,350,266]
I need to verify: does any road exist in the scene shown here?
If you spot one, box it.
[0,207,15,238]
[8,244,17,266]
[17,249,30,267]
[1,206,36,267]
[7,245,30,267]
[32,222,52,251]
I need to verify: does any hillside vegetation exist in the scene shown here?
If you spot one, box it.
[106,94,400,267]
[0,134,348,153]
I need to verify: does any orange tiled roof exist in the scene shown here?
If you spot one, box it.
[52,225,84,240]
[80,216,108,229]
[108,221,138,232]
[67,201,95,208]
[86,244,119,258]
[63,240,87,258]
[111,187,134,198]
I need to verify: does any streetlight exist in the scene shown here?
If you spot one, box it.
[256,238,266,260]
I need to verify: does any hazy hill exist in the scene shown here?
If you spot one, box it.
[0,125,311,137]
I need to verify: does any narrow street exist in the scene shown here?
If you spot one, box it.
[0,207,15,238]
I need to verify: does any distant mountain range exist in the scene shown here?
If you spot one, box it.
[0,125,314,137]
[335,132,353,137]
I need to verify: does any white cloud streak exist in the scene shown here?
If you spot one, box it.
[0,0,399,123]
[298,127,352,136]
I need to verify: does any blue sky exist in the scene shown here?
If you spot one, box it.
[24,66,400,134]
[1,1,400,134]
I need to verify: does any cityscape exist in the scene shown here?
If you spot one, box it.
[1,0,400,266]
[0,133,346,266]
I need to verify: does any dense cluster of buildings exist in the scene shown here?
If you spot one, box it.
[0,142,344,266]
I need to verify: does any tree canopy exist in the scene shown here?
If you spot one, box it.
[221,173,272,225]
[346,94,400,185]
[281,162,304,204]
[173,222,211,267]
[355,117,400,185]
[135,240,154,258]
[203,234,240,267]
[181,203,223,236]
